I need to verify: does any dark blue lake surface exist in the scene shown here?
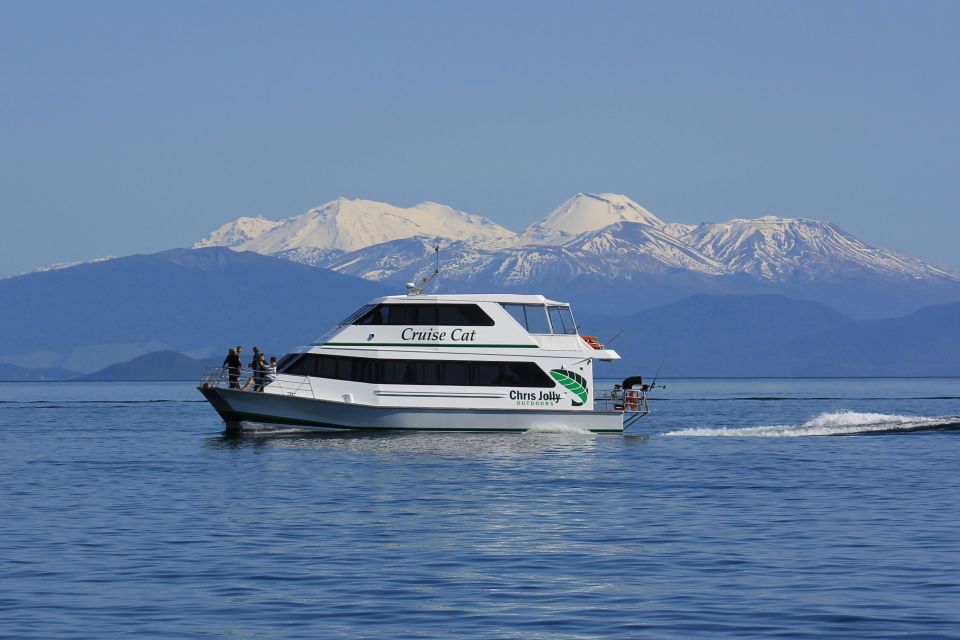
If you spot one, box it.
[2,379,959,639]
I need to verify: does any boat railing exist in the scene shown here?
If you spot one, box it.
[199,366,316,399]
[594,388,649,424]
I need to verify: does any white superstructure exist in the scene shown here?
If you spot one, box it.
[199,293,647,433]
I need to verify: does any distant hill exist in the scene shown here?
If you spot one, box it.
[10,294,959,380]
[0,247,391,373]
[78,351,219,381]
[92,295,960,380]
[4,244,958,378]
[804,300,960,377]
[0,363,78,381]
[587,295,960,378]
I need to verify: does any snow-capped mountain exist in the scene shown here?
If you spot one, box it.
[193,193,960,317]
[194,216,280,249]
[558,221,729,275]
[316,231,748,319]
[521,193,663,245]
[193,198,515,255]
[665,216,960,282]
[322,222,730,290]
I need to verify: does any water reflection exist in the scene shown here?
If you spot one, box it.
[207,424,616,458]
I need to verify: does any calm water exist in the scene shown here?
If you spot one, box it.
[2,379,959,639]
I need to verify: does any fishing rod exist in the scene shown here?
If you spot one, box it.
[647,353,667,391]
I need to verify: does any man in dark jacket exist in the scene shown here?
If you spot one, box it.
[223,346,242,389]
[249,346,264,392]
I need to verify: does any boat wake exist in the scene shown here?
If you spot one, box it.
[524,423,595,435]
[664,411,960,437]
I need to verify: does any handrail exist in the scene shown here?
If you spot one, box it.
[593,388,649,416]
[199,366,316,399]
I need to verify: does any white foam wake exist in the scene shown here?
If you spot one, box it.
[524,423,594,435]
[664,411,960,437]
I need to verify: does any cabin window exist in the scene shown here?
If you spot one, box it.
[280,355,556,388]
[355,304,494,326]
[275,353,301,372]
[471,362,501,386]
[500,303,553,334]
[501,361,536,386]
[356,305,388,325]
[443,361,470,385]
[548,306,578,335]
[438,304,493,326]
[501,304,528,329]
[338,304,376,326]
[319,354,337,379]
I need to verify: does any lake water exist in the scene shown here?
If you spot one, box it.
[2,379,959,639]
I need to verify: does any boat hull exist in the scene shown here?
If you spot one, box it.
[198,387,624,433]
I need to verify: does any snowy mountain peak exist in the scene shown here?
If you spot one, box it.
[673,216,960,282]
[558,221,731,275]
[726,215,812,225]
[521,193,664,245]
[192,194,959,291]
[193,216,280,249]
[195,198,516,255]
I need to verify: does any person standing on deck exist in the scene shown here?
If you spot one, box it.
[265,356,278,385]
[223,346,242,389]
[249,346,265,392]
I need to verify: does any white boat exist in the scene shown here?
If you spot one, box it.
[198,293,649,433]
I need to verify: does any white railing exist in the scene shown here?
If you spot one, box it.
[199,367,316,398]
[594,388,649,415]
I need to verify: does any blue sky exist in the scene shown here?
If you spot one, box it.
[1,0,958,277]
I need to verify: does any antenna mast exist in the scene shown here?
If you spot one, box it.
[406,244,440,296]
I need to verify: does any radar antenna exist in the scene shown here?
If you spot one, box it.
[405,244,440,296]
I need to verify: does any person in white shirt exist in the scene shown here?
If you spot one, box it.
[265,356,278,385]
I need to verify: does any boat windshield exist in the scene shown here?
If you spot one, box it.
[501,303,550,334]
[338,304,376,326]
[501,303,577,335]
[548,306,578,334]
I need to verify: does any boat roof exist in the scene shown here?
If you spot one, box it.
[376,293,569,305]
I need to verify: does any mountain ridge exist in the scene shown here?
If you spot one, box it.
[521,193,663,245]
[590,295,960,377]
[195,197,515,255]
[0,247,391,373]
[665,216,958,282]
[187,193,960,318]
[192,194,960,295]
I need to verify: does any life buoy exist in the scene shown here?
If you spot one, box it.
[581,335,604,350]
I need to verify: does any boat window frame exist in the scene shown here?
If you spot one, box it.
[354,303,495,327]
[547,305,578,335]
[279,354,557,388]
[500,303,553,335]
[501,303,581,336]
[338,304,376,326]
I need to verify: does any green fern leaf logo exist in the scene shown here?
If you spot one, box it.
[549,368,588,407]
